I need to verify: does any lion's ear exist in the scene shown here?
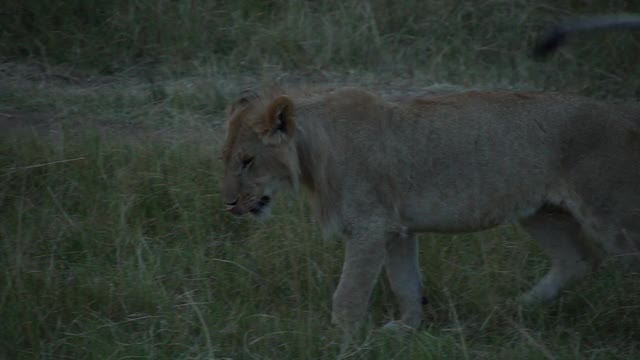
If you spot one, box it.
[262,95,296,144]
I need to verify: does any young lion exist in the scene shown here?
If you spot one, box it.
[220,87,640,336]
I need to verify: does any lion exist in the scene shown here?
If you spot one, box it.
[533,13,640,57]
[220,86,640,338]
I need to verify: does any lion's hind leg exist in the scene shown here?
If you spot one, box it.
[518,207,602,306]
[568,144,640,268]
[578,213,640,269]
[569,183,640,268]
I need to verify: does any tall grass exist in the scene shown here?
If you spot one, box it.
[2,0,640,358]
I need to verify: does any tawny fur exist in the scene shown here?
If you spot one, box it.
[221,86,640,337]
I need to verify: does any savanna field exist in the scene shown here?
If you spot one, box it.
[2,1,640,358]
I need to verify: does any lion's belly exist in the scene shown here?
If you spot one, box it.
[399,182,547,233]
[389,129,556,233]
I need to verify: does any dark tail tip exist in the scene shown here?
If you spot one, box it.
[532,29,566,60]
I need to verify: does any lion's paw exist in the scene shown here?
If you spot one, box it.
[380,320,417,334]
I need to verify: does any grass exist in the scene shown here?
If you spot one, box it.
[1,0,640,358]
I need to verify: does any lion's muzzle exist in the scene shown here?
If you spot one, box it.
[225,196,271,216]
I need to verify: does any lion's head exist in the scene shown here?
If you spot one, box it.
[220,91,300,219]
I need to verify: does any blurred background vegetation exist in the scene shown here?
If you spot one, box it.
[2,0,639,96]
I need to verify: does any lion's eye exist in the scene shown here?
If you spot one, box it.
[241,157,254,169]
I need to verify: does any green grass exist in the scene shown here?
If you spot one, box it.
[2,0,640,358]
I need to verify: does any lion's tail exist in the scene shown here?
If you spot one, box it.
[533,14,640,59]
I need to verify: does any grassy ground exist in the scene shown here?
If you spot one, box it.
[2,1,640,359]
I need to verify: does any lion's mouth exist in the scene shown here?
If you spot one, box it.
[226,196,271,216]
[250,196,271,214]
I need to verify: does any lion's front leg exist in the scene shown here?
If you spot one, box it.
[382,232,425,332]
[331,229,386,341]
